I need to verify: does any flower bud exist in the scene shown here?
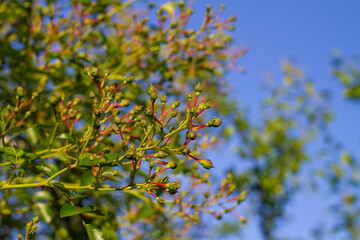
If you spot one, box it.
[119,99,130,107]
[160,94,167,103]
[156,197,165,205]
[205,102,211,109]
[185,131,197,140]
[32,216,39,223]
[149,159,155,168]
[112,170,120,176]
[168,160,177,169]
[229,15,237,22]
[194,82,202,93]
[90,66,100,78]
[187,91,192,101]
[114,116,122,124]
[166,182,180,194]
[147,84,157,101]
[14,107,19,113]
[17,233,22,240]
[17,86,24,97]
[114,92,122,101]
[32,92,39,99]
[83,66,91,75]
[154,150,168,159]
[199,159,214,170]
[94,108,104,117]
[105,69,111,76]
[68,110,77,119]
[170,110,178,118]
[171,100,180,108]
[25,111,31,118]
[124,76,134,84]
[207,117,222,127]
[144,107,154,117]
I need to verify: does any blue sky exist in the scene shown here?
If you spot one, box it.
[187,0,360,239]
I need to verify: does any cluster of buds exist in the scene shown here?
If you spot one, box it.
[82,66,224,205]
[0,86,39,132]
[49,94,81,131]
[17,216,40,240]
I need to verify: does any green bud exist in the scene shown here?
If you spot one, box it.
[114,116,122,124]
[204,191,210,198]
[168,160,177,169]
[199,159,214,170]
[115,92,123,101]
[156,197,165,205]
[89,155,95,161]
[112,170,120,176]
[131,105,142,114]
[154,150,168,159]
[147,84,157,101]
[155,165,162,173]
[106,95,112,102]
[144,107,154,117]
[149,159,155,168]
[185,131,197,140]
[194,82,202,93]
[229,15,237,22]
[166,182,180,194]
[207,117,222,127]
[124,76,134,84]
[189,107,195,114]
[26,222,31,233]
[14,107,19,113]
[160,94,167,103]
[17,233,22,240]
[25,111,31,118]
[105,69,111,76]
[170,110,178,118]
[95,108,104,117]
[140,119,148,127]
[90,66,100,78]
[32,216,39,223]
[171,100,180,108]
[32,92,39,98]
[83,66,91,75]
[205,102,211,109]
[187,91,192,100]
[68,110,77,119]
[17,86,24,97]
[120,99,130,107]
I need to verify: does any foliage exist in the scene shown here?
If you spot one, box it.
[232,63,332,239]
[0,0,246,239]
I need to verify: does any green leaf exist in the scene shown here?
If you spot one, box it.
[56,133,75,143]
[137,205,154,219]
[60,203,79,218]
[0,147,16,155]
[81,205,104,216]
[86,224,104,240]
[79,153,99,166]
[52,182,71,198]
[103,153,120,163]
